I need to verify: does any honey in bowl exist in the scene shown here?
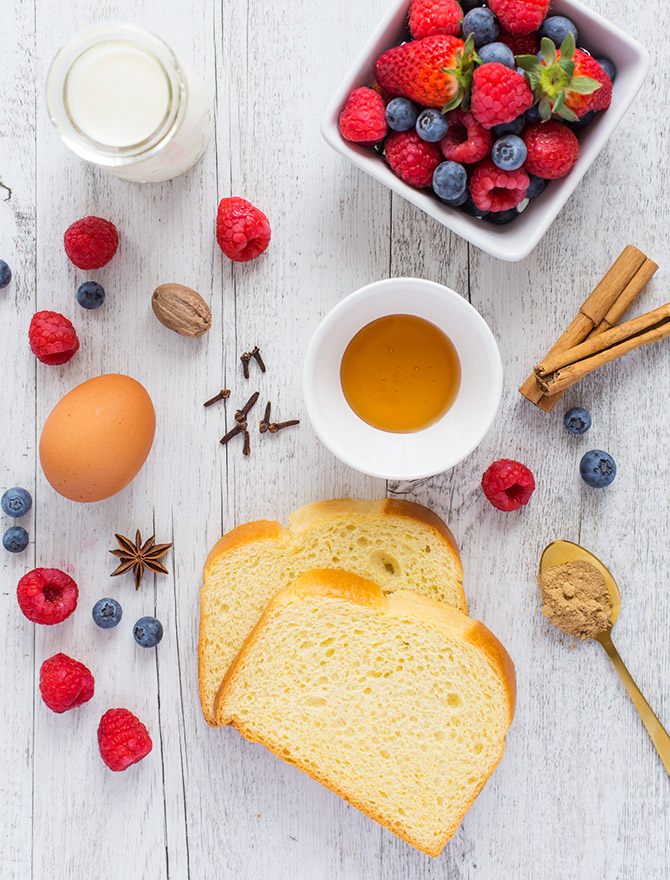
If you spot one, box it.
[340,314,461,433]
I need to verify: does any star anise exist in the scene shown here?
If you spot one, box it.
[109,530,173,590]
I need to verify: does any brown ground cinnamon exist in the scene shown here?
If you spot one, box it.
[539,560,612,640]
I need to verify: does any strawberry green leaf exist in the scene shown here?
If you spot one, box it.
[516,54,543,73]
[568,76,602,94]
[539,96,552,121]
[558,58,575,77]
[540,37,556,67]
[553,103,579,122]
[559,32,576,60]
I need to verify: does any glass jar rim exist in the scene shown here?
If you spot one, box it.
[46,23,189,167]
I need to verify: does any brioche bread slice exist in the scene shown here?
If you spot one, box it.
[199,498,466,725]
[215,570,515,857]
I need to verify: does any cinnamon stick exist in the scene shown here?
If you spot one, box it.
[535,303,670,396]
[519,245,648,412]
[588,258,658,336]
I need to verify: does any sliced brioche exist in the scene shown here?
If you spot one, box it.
[199,498,466,725]
[215,570,515,857]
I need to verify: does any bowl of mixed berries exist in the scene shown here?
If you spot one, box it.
[322,0,648,261]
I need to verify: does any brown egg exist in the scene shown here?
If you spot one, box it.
[39,374,155,503]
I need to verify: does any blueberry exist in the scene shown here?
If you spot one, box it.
[416,109,449,142]
[566,109,597,130]
[525,104,543,125]
[1,487,32,518]
[477,42,515,68]
[0,260,11,289]
[525,173,548,199]
[439,189,468,207]
[461,8,499,47]
[432,161,467,201]
[580,450,616,488]
[596,57,616,82]
[539,16,578,46]
[491,116,525,137]
[92,597,123,629]
[133,616,164,648]
[386,97,419,132]
[77,281,105,309]
[491,135,527,170]
[3,526,29,553]
[461,196,489,218]
[487,208,519,225]
[564,407,591,435]
[461,0,489,10]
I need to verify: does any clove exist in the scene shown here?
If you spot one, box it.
[204,389,230,408]
[250,345,266,373]
[242,430,251,456]
[240,351,252,379]
[220,422,246,445]
[259,401,272,434]
[235,391,260,423]
[268,419,300,433]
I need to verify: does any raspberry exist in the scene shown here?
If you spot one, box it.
[471,63,533,130]
[498,27,539,55]
[523,121,579,179]
[98,708,153,771]
[39,653,94,713]
[16,568,79,625]
[489,0,549,35]
[216,197,271,262]
[481,459,535,511]
[385,130,442,188]
[469,158,529,211]
[63,216,118,270]
[439,110,493,164]
[28,311,80,365]
[338,87,388,144]
[409,0,463,39]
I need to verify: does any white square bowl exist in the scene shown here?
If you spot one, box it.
[321,0,649,262]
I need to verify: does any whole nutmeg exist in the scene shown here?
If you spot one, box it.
[151,283,212,337]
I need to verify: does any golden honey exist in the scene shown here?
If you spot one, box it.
[340,314,461,433]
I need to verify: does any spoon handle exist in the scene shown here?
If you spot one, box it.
[598,630,670,775]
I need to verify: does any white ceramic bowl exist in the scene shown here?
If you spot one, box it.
[303,278,502,480]
[321,0,649,262]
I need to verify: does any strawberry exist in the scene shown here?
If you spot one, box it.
[517,34,609,121]
[375,35,466,109]
[470,63,533,129]
[489,0,549,35]
[522,121,579,179]
[409,0,463,39]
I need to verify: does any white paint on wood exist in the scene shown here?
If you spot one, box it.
[1,0,669,877]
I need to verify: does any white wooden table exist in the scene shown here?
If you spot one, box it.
[2,1,669,878]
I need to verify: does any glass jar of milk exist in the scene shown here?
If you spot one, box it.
[46,24,211,183]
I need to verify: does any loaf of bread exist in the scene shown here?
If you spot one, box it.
[215,570,516,857]
[199,498,466,725]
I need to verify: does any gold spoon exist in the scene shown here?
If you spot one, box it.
[539,539,670,775]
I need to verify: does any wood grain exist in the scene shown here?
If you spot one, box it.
[1,0,669,877]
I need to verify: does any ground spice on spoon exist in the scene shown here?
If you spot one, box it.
[539,560,613,640]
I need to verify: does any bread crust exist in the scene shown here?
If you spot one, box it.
[215,571,516,855]
[200,498,467,725]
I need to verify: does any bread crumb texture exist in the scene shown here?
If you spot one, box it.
[199,501,465,725]
[217,576,514,857]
